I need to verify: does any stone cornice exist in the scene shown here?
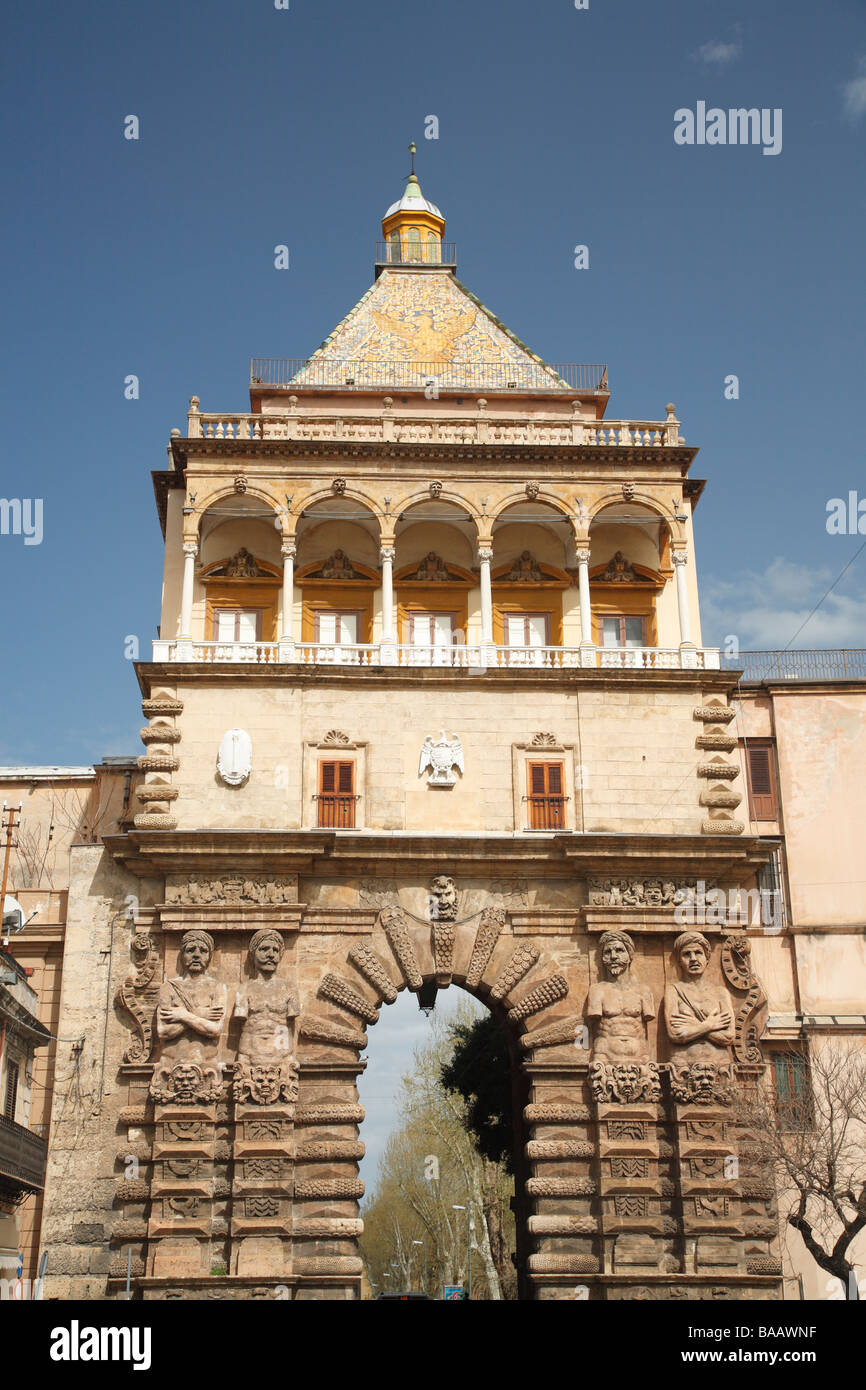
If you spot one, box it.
[170,436,699,470]
[134,661,740,698]
[103,827,774,878]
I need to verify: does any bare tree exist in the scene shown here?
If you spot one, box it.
[360,1002,516,1298]
[738,1040,866,1299]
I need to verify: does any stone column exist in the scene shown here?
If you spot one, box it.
[478,545,495,656]
[178,540,198,655]
[379,544,396,663]
[279,540,296,660]
[576,547,595,667]
[672,550,693,649]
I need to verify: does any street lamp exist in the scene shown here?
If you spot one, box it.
[452,1203,473,1301]
[412,1238,428,1295]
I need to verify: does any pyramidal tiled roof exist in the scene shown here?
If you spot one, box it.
[290,269,569,392]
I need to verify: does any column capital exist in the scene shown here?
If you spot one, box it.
[379,545,396,563]
[182,540,199,557]
[477,545,494,563]
[281,541,297,559]
[671,548,689,567]
[575,547,591,566]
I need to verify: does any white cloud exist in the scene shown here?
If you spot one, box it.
[842,58,866,121]
[693,37,742,65]
[701,557,866,651]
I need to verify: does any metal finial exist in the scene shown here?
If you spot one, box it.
[408,141,417,175]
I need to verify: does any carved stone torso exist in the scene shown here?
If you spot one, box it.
[664,979,734,1063]
[157,973,227,1063]
[587,979,655,1063]
[235,977,299,1065]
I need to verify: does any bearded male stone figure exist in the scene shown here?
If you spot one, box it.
[586,930,655,1063]
[232,928,300,1105]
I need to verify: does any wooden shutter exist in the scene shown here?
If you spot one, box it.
[747,745,777,820]
[528,762,565,829]
[318,761,355,828]
[4,1061,18,1120]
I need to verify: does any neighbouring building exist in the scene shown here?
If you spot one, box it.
[0,942,52,1289]
[5,156,863,1300]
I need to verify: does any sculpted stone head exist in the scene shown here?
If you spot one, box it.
[180,929,214,976]
[674,931,711,978]
[598,930,635,980]
[249,928,284,977]
[172,1063,202,1102]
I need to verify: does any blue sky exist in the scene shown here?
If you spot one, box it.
[1,0,864,770]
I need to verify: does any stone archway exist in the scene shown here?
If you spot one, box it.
[295,889,583,1300]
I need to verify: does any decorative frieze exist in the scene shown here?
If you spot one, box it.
[166,876,297,905]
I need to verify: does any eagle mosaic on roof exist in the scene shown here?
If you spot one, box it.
[290,270,569,392]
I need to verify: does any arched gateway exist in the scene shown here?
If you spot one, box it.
[38,154,783,1300]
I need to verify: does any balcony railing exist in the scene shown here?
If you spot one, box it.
[152,640,720,671]
[316,794,357,829]
[188,409,680,448]
[0,1114,48,1194]
[375,240,457,268]
[527,795,567,830]
[248,358,609,393]
[721,649,866,681]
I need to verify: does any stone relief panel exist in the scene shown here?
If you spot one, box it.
[166,876,297,905]
[116,930,161,1063]
[232,929,299,1107]
[586,930,655,1064]
[149,929,226,1103]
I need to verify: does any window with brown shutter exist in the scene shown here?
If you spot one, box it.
[318,760,356,828]
[4,1060,19,1121]
[746,743,778,820]
[527,761,566,830]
